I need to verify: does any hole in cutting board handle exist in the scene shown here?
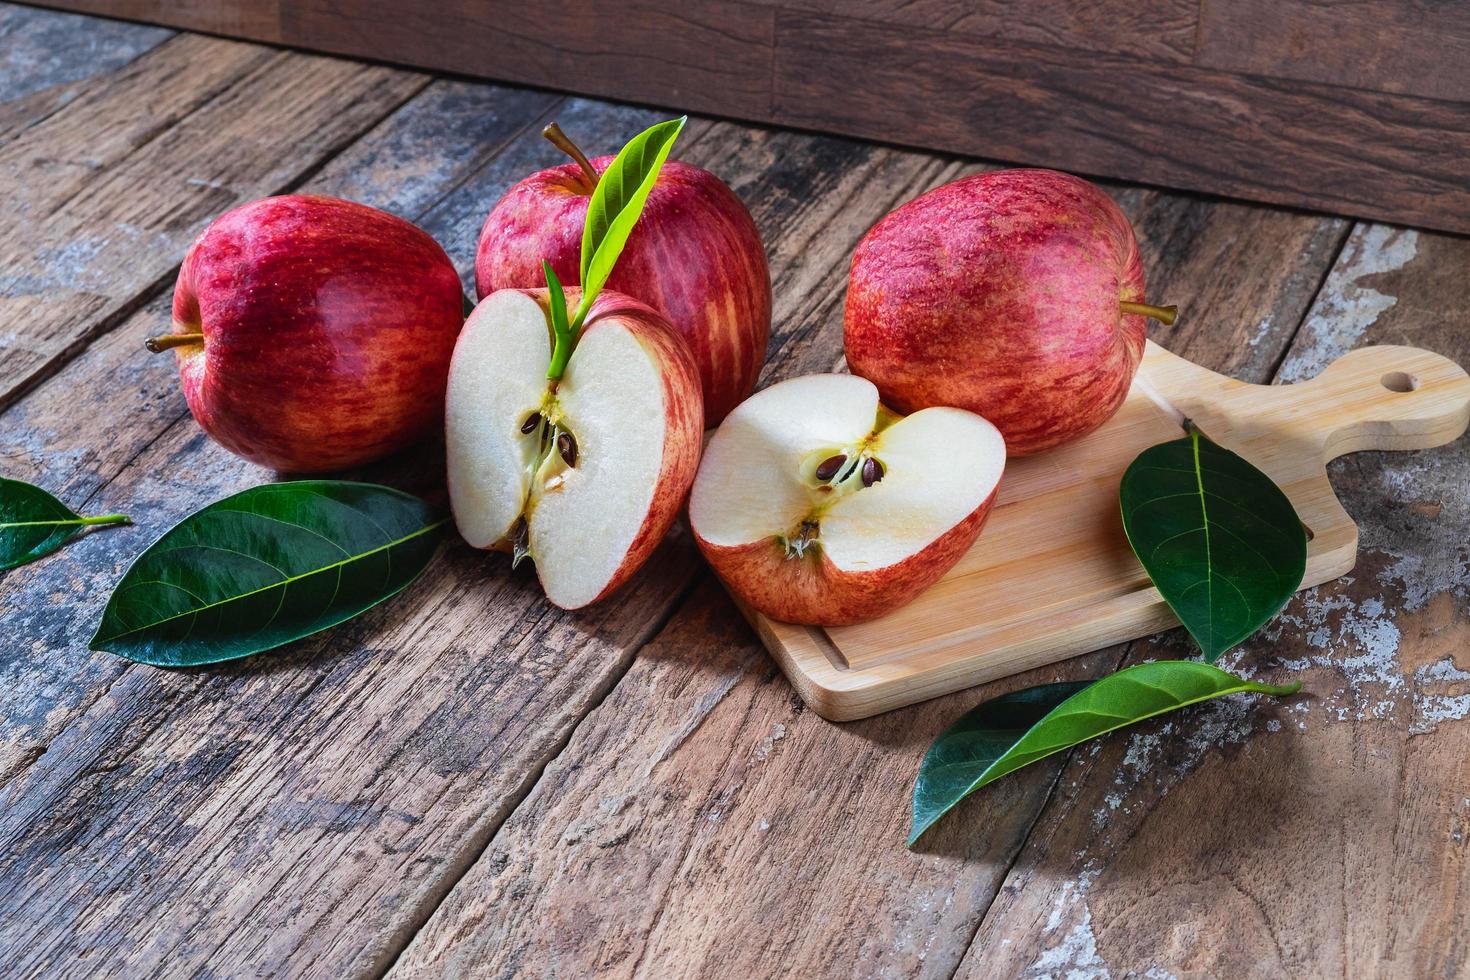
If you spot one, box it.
[1381,371,1419,392]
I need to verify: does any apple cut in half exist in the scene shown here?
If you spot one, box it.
[447,288,703,609]
[690,374,1005,626]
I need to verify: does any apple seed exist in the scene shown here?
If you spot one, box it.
[558,431,578,468]
[520,412,542,434]
[862,457,885,487]
[814,454,848,482]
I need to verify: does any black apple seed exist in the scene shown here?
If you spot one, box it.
[862,457,885,487]
[815,454,847,482]
[520,413,541,434]
[558,432,578,467]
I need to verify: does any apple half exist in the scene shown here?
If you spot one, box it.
[447,288,703,609]
[690,374,1005,626]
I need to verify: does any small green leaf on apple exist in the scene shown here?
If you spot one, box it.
[543,260,574,382]
[544,115,687,381]
[1120,426,1307,662]
[91,481,446,666]
[1,477,131,571]
[908,661,1299,845]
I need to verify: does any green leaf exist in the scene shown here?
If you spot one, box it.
[909,661,1299,845]
[1120,428,1307,661]
[543,260,572,380]
[1,477,130,571]
[90,481,447,667]
[573,115,686,327]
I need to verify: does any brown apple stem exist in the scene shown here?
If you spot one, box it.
[1120,301,1178,326]
[145,332,204,353]
[542,122,600,192]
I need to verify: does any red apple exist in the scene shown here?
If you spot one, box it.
[446,287,703,609]
[475,126,770,425]
[153,195,464,473]
[690,374,1005,626]
[844,168,1175,456]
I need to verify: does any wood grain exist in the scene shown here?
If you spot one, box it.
[1198,0,1470,103]
[771,12,1470,234]
[774,0,1198,62]
[955,223,1470,977]
[392,167,1354,976]
[0,33,425,412]
[282,0,774,119]
[32,0,282,40]
[0,4,172,141]
[30,0,1470,232]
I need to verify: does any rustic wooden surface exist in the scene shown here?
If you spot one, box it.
[29,0,1470,235]
[1,5,1467,977]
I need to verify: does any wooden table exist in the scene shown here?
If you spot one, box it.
[1,5,1466,976]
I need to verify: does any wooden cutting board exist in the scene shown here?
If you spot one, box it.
[734,341,1470,721]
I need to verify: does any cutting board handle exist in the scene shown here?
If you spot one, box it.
[1265,345,1470,459]
[1163,342,1470,461]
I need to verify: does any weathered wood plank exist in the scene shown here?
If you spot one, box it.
[955,223,1470,977]
[1198,0,1470,103]
[284,0,775,118]
[31,0,1470,233]
[773,0,1198,63]
[32,0,283,40]
[0,4,173,141]
[770,11,1470,235]
[390,188,1348,975]
[0,32,426,412]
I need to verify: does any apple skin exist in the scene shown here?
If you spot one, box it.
[169,195,464,473]
[476,156,770,426]
[844,168,1147,456]
[696,488,997,627]
[458,287,704,607]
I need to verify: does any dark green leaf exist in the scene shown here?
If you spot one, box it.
[90,481,447,667]
[909,661,1299,845]
[573,115,685,327]
[1,477,129,571]
[1120,428,1307,662]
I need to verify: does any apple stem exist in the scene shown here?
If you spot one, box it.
[543,122,600,193]
[145,332,204,353]
[1120,301,1178,326]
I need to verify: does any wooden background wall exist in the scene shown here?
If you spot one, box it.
[30,0,1470,233]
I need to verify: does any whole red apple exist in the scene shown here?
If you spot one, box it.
[843,169,1175,456]
[153,195,464,473]
[475,125,770,425]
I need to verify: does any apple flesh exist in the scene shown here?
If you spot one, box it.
[844,168,1173,457]
[159,195,464,473]
[446,288,703,609]
[690,374,1005,626]
[476,146,770,426]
